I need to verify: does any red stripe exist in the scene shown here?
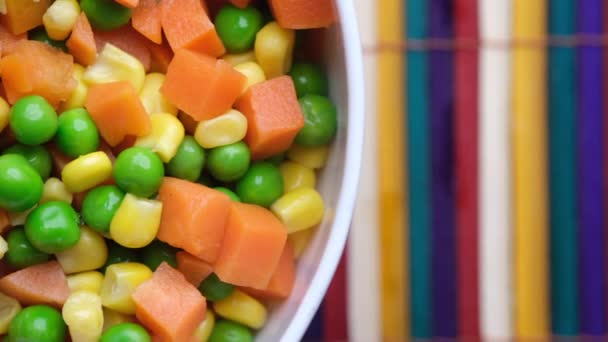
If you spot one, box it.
[323,245,348,342]
[454,0,480,339]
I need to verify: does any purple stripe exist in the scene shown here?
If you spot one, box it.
[429,0,457,337]
[577,0,606,335]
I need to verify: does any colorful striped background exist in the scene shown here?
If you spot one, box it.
[302,0,608,340]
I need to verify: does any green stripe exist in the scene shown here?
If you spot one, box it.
[548,0,578,335]
[406,0,432,337]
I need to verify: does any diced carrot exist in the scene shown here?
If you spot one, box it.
[132,263,207,342]
[0,0,51,35]
[115,0,139,8]
[269,0,337,29]
[0,40,76,106]
[85,81,151,146]
[132,0,162,44]
[214,202,287,289]
[161,49,246,121]
[0,24,25,57]
[145,40,173,73]
[230,0,251,8]
[67,13,97,66]
[0,208,9,234]
[0,261,69,308]
[235,76,305,160]
[242,243,295,300]
[157,177,231,263]
[94,26,151,71]
[160,0,225,57]
[176,251,214,287]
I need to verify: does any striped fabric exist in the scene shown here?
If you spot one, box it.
[303,0,608,340]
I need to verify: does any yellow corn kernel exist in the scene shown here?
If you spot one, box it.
[110,194,162,248]
[270,187,325,234]
[0,235,6,260]
[0,0,6,15]
[223,51,256,66]
[279,161,316,192]
[40,177,73,204]
[84,43,146,92]
[213,290,266,329]
[0,292,21,334]
[288,228,314,259]
[42,0,80,41]
[193,309,215,342]
[254,22,295,79]
[194,109,248,149]
[61,151,113,193]
[100,262,152,314]
[62,290,104,342]
[8,207,35,226]
[139,73,178,116]
[287,144,330,169]
[234,62,266,94]
[0,96,9,134]
[102,308,134,333]
[135,113,185,162]
[61,64,88,111]
[67,271,104,294]
[56,227,108,274]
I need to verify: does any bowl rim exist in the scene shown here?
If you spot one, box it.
[278,1,366,341]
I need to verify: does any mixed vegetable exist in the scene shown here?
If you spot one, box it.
[0,0,338,341]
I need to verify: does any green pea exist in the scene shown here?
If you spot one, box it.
[295,95,338,147]
[24,201,80,254]
[215,5,264,53]
[288,63,329,98]
[8,305,66,342]
[80,0,133,31]
[209,320,253,342]
[207,142,250,182]
[140,240,178,271]
[3,144,52,180]
[113,147,164,198]
[55,108,100,157]
[10,95,58,146]
[100,322,151,342]
[82,185,125,233]
[199,273,235,301]
[28,26,67,52]
[102,240,139,272]
[166,136,205,182]
[214,187,241,202]
[0,154,44,212]
[235,162,283,207]
[5,227,50,269]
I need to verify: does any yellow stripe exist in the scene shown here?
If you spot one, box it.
[377,0,408,340]
[512,0,549,338]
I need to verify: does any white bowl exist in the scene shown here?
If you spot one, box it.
[255,1,365,341]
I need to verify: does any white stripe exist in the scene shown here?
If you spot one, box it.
[479,0,513,339]
[348,0,381,341]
